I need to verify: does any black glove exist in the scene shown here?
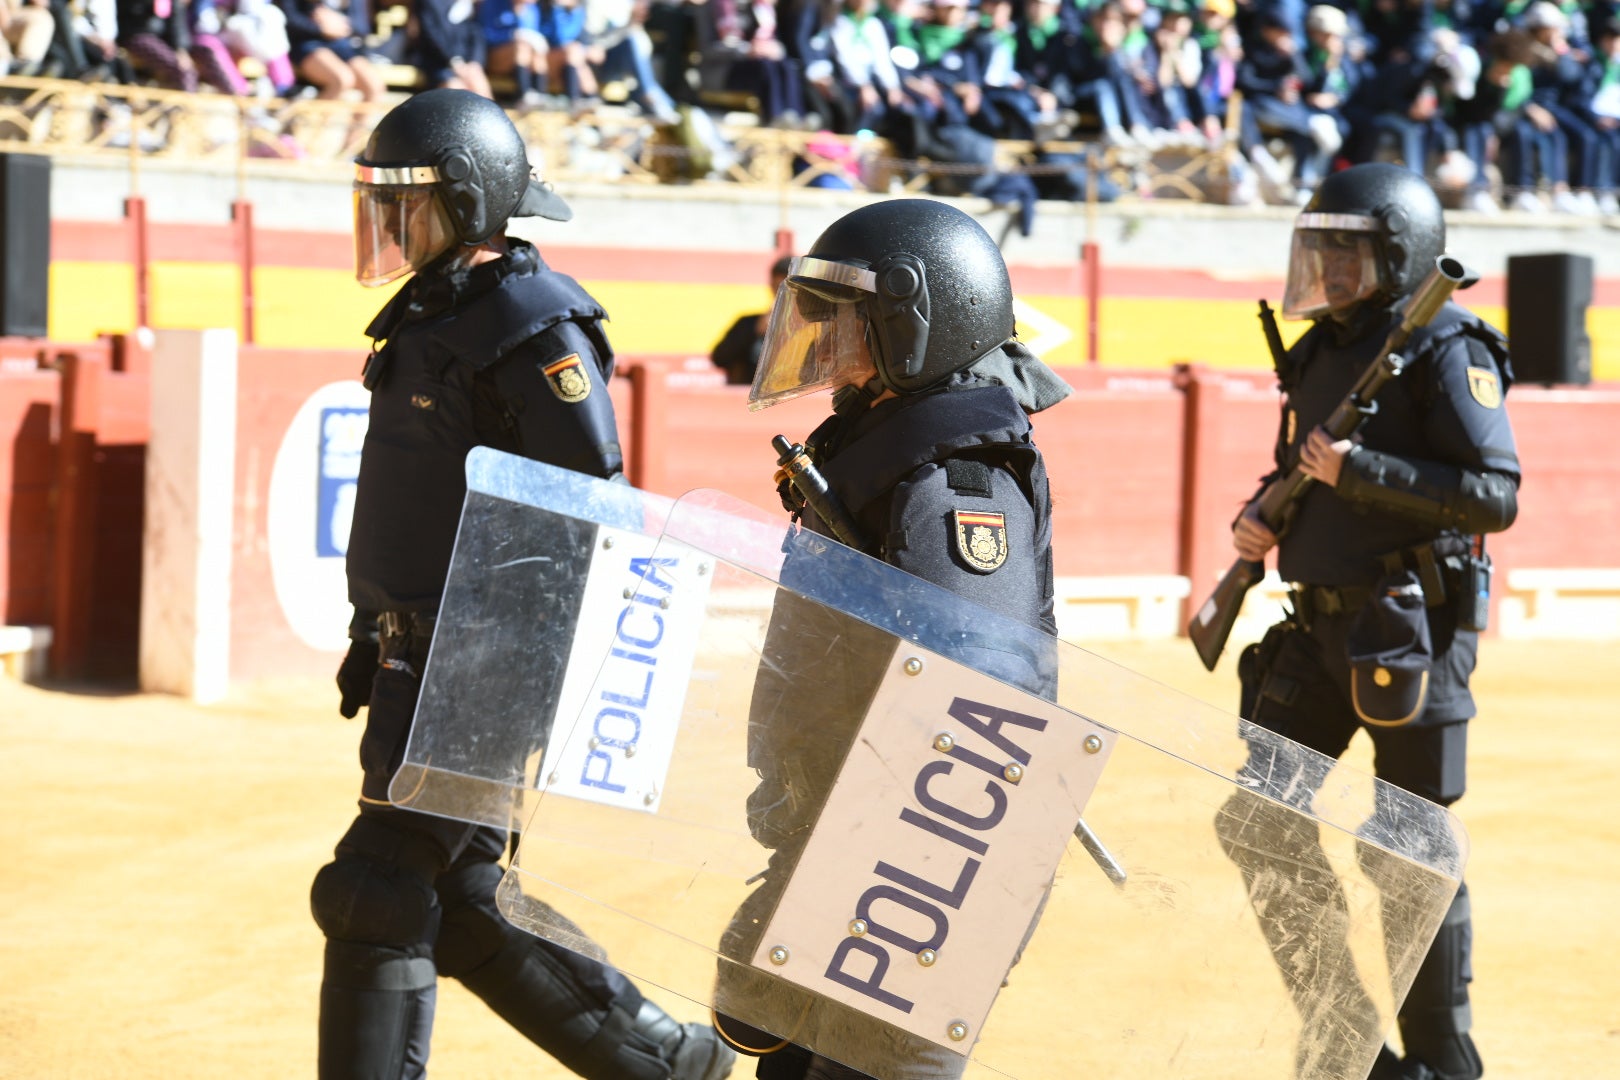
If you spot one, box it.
[336,639,380,719]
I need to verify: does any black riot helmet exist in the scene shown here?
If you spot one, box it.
[748,199,1016,409]
[352,89,572,287]
[1281,163,1447,321]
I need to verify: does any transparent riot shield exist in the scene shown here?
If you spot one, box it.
[409,449,1467,1080]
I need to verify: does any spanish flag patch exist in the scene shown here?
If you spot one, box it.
[953,509,1009,573]
[544,353,592,403]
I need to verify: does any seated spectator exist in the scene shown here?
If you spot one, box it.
[1299,5,1357,156]
[1151,5,1208,143]
[1523,0,1605,211]
[968,0,1053,140]
[189,0,259,93]
[1018,0,1122,137]
[49,0,131,79]
[219,0,298,94]
[704,0,806,123]
[913,0,989,132]
[116,0,202,90]
[1491,26,1580,210]
[1447,29,1535,211]
[0,0,55,76]
[277,0,385,100]
[710,253,790,386]
[795,0,907,134]
[585,0,681,121]
[1192,0,1241,141]
[1237,9,1333,195]
[1577,12,1620,213]
[1082,0,1158,144]
[536,0,601,105]
[480,0,550,104]
[413,0,493,95]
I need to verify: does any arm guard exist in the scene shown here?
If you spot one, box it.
[1336,446,1519,535]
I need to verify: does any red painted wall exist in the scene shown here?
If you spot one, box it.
[6,338,1619,683]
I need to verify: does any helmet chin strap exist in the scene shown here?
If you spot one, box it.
[831,376,884,417]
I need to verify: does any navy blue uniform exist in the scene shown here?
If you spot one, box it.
[720,356,1057,1080]
[1236,299,1518,1080]
[313,242,706,1080]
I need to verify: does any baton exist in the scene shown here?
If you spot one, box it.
[1075,817,1127,888]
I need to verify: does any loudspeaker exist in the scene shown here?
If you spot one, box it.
[0,152,50,339]
[1506,252,1592,386]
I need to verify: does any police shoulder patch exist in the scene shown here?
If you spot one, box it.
[543,353,592,403]
[953,509,1008,573]
[1465,366,1501,409]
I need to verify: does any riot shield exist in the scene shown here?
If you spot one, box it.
[409,449,1467,1080]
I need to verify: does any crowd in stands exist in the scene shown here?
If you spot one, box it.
[3,0,1619,213]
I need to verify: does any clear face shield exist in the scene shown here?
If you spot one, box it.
[747,256,880,411]
[1280,213,1387,320]
[353,164,459,288]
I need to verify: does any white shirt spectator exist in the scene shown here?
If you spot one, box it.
[829,9,897,89]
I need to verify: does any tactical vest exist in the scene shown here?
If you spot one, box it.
[347,249,613,615]
[1277,301,1511,585]
[808,382,1057,634]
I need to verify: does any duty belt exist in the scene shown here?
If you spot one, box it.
[378,610,437,670]
[1289,583,1372,621]
[379,610,436,641]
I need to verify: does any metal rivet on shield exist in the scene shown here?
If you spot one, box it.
[904,657,924,676]
[546,771,559,786]
[848,919,868,937]
[643,788,658,806]
[603,536,615,549]
[917,949,937,967]
[622,587,634,599]
[1084,734,1103,754]
[697,563,710,576]
[932,733,955,753]
[659,597,671,610]
[769,946,790,966]
[947,1022,969,1042]
[589,736,601,750]
[1003,763,1024,783]
[624,743,638,758]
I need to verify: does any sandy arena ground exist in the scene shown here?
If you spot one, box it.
[1,637,1616,1079]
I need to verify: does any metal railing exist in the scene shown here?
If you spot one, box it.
[0,75,1248,205]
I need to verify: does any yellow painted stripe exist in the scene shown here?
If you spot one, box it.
[40,263,1620,384]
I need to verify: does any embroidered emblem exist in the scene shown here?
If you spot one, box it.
[953,510,1008,573]
[544,353,592,403]
[410,393,436,411]
[1466,366,1501,409]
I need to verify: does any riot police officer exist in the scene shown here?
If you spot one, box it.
[715,198,1072,1080]
[1221,163,1518,1080]
[313,88,734,1080]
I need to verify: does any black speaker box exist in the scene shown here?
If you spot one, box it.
[0,152,50,339]
[1506,252,1593,386]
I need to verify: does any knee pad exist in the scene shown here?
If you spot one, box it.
[311,854,439,948]
[1399,882,1473,1025]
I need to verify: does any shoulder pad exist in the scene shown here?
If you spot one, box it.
[432,268,606,372]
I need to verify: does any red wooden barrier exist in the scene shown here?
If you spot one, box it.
[9,337,1620,686]
[0,347,59,627]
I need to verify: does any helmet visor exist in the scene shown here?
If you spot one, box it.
[747,257,879,411]
[353,182,458,288]
[1281,213,1385,320]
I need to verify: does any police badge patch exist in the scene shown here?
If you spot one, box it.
[544,354,592,403]
[1466,366,1502,409]
[953,510,1009,573]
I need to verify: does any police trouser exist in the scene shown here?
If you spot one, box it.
[310,637,670,1080]
[1220,612,1481,1080]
